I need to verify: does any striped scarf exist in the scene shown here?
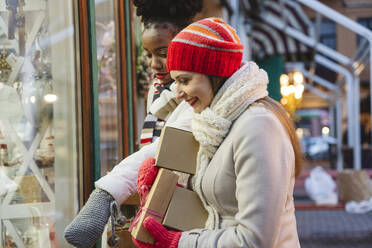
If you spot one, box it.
[139,79,179,148]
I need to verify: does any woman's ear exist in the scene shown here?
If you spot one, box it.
[209,76,227,95]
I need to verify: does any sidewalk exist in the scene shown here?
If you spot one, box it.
[296,210,372,248]
[294,167,372,247]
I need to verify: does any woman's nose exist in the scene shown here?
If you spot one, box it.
[176,86,185,100]
[150,57,162,70]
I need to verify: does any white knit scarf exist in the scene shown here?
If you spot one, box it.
[191,61,269,229]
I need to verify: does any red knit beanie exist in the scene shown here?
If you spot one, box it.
[167,17,244,77]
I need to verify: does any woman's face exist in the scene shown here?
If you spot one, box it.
[142,25,176,85]
[171,70,214,113]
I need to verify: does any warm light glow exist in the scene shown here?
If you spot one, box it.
[281,86,290,96]
[279,70,305,115]
[280,74,289,86]
[294,91,302,99]
[296,128,304,139]
[322,126,330,136]
[44,94,58,103]
[288,85,295,94]
[293,71,304,85]
[296,84,304,94]
[294,84,304,99]
[281,98,288,105]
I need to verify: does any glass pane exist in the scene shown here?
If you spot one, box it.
[319,21,336,49]
[357,18,372,45]
[296,109,333,168]
[95,0,120,176]
[0,1,79,247]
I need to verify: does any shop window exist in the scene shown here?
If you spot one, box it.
[95,0,120,176]
[1,1,80,247]
[312,18,336,50]
[315,20,337,50]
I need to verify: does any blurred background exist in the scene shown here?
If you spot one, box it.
[0,0,371,247]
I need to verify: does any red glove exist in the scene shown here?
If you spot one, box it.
[132,216,181,248]
[137,158,159,202]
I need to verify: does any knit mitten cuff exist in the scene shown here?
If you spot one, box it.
[143,216,181,248]
[64,188,114,248]
[168,231,182,248]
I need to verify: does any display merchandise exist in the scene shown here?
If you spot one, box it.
[0,49,12,81]
[1,1,57,247]
[34,128,55,169]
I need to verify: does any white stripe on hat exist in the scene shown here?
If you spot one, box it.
[213,21,239,43]
[182,29,227,43]
[192,23,224,40]
[172,38,243,52]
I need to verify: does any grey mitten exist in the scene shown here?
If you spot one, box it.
[64,189,114,248]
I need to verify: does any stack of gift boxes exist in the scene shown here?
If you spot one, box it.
[131,126,208,244]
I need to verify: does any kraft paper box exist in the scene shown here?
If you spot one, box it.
[107,230,136,248]
[155,126,199,174]
[131,168,179,244]
[162,186,208,231]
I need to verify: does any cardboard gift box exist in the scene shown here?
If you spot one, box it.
[107,229,136,248]
[162,186,208,231]
[155,126,199,175]
[132,126,206,243]
[131,168,179,244]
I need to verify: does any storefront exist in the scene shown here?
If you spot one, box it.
[0,0,136,247]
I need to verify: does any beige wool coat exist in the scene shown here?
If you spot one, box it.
[178,103,300,248]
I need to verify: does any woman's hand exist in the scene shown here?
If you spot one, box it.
[132,216,181,248]
[137,158,159,202]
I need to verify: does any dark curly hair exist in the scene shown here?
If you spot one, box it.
[133,0,203,30]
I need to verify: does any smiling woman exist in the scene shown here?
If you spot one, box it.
[172,71,214,113]
[172,72,227,113]
[132,18,303,248]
